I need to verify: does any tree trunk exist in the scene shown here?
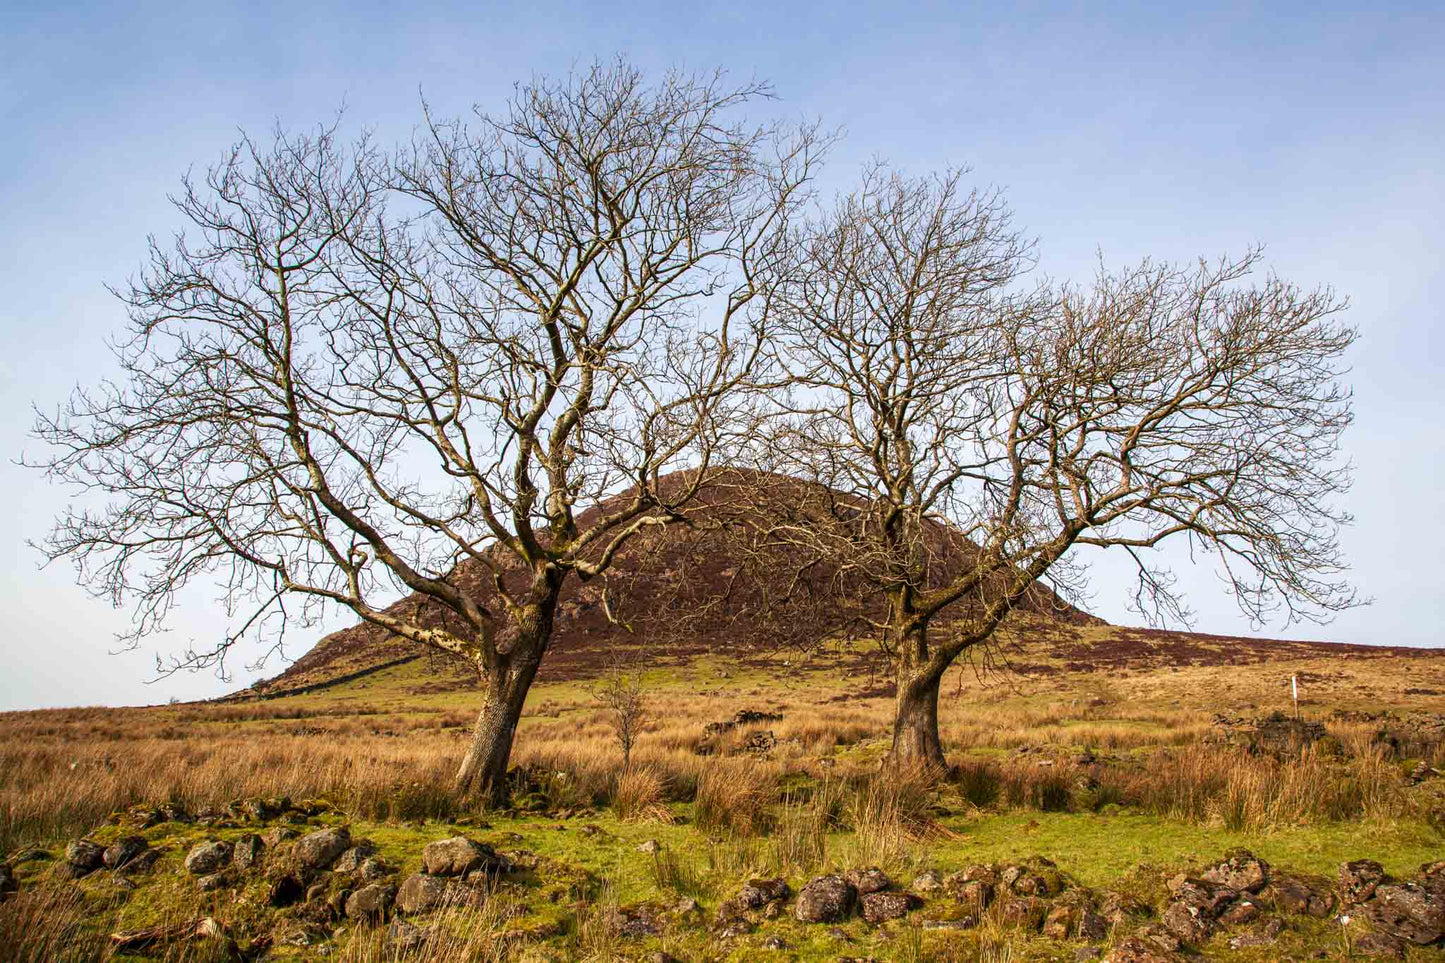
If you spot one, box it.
[888,670,947,769]
[886,612,948,770]
[454,592,557,807]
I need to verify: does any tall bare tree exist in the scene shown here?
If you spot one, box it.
[739,163,1358,767]
[31,61,822,805]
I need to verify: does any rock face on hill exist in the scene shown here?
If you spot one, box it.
[244,471,1101,697]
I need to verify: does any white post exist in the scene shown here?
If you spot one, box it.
[1291,674,1299,720]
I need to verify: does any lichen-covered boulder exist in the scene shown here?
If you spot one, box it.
[1201,850,1270,893]
[846,867,892,895]
[861,891,916,924]
[294,826,350,871]
[1269,874,1334,918]
[65,839,105,874]
[346,881,396,920]
[396,873,473,914]
[1160,900,1211,944]
[1043,904,1078,940]
[103,835,148,871]
[794,874,857,923]
[421,836,501,878]
[114,849,161,877]
[332,841,378,873]
[1001,896,1046,931]
[912,869,943,893]
[184,840,232,876]
[737,877,790,908]
[1340,859,1388,904]
[1364,881,1445,945]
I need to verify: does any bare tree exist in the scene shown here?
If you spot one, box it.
[736,163,1358,768]
[30,61,823,805]
[592,649,649,770]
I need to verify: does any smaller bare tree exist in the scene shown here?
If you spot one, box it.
[591,649,649,770]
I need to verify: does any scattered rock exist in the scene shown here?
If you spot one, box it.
[346,881,396,920]
[65,839,105,874]
[1160,900,1211,944]
[1103,935,1183,963]
[115,849,161,877]
[231,834,264,871]
[386,920,431,952]
[845,867,892,895]
[1201,850,1270,893]
[1340,859,1388,904]
[1353,930,1408,959]
[1217,895,1261,926]
[612,907,662,937]
[738,878,791,908]
[396,873,476,914]
[861,891,916,924]
[1100,891,1148,925]
[794,874,857,923]
[1042,904,1078,940]
[421,835,505,878]
[294,825,351,871]
[1364,881,1445,944]
[637,839,661,854]
[331,841,376,873]
[912,869,943,893]
[260,827,298,848]
[761,935,789,950]
[1270,874,1335,918]
[356,858,389,882]
[1000,896,1046,931]
[196,872,228,892]
[1077,910,1109,940]
[184,840,233,876]
[103,835,148,871]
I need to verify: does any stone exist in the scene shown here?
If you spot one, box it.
[1340,859,1388,904]
[386,920,430,952]
[861,891,916,923]
[675,897,700,914]
[421,835,502,877]
[346,881,396,920]
[305,881,328,903]
[846,867,892,895]
[65,839,105,873]
[637,839,661,854]
[268,874,305,908]
[738,877,790,908]
[1043,904,1078,940]
[1076,909,1109,940]
[102,835,147,871]
[114,849,161,877]
[952,879,991,909]
[1000,896,1045,931]
[1270,874,1335,918]
[762,936,788,949]
[1135,923,1182,952]
[1170,878,1238,918]
[260,827,298,848]
[613,907,662,938]
[1160,900,1211,944]
[232,834,264,871]
[196,872,228,892]
[794,874,857,923]
[396,873,475,914]
[356,858,388,882]
[1103,936,1183,963]
[0,863,15,897]
[1075,949,1103,961]
[1352,931,1407,959]
[184,840,232,876]
[331,841,377,873]
[1200,850,1270,893]
[1216,895,1261,926]
[1364,881,1445,944]
[294,825,350,871]
[912,869,943,893]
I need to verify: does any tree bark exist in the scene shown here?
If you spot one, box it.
[454,591,557,807]
[888,669,947,769]
[886,613,948,769]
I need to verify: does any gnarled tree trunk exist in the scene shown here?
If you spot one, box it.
[455,592,558,807]
[886,616,948,769]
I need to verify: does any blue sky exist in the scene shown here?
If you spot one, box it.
[2,1,1442,709]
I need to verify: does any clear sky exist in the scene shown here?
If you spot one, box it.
[2,1,1441,710]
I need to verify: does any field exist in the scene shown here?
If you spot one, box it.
[2,615,1444,962]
